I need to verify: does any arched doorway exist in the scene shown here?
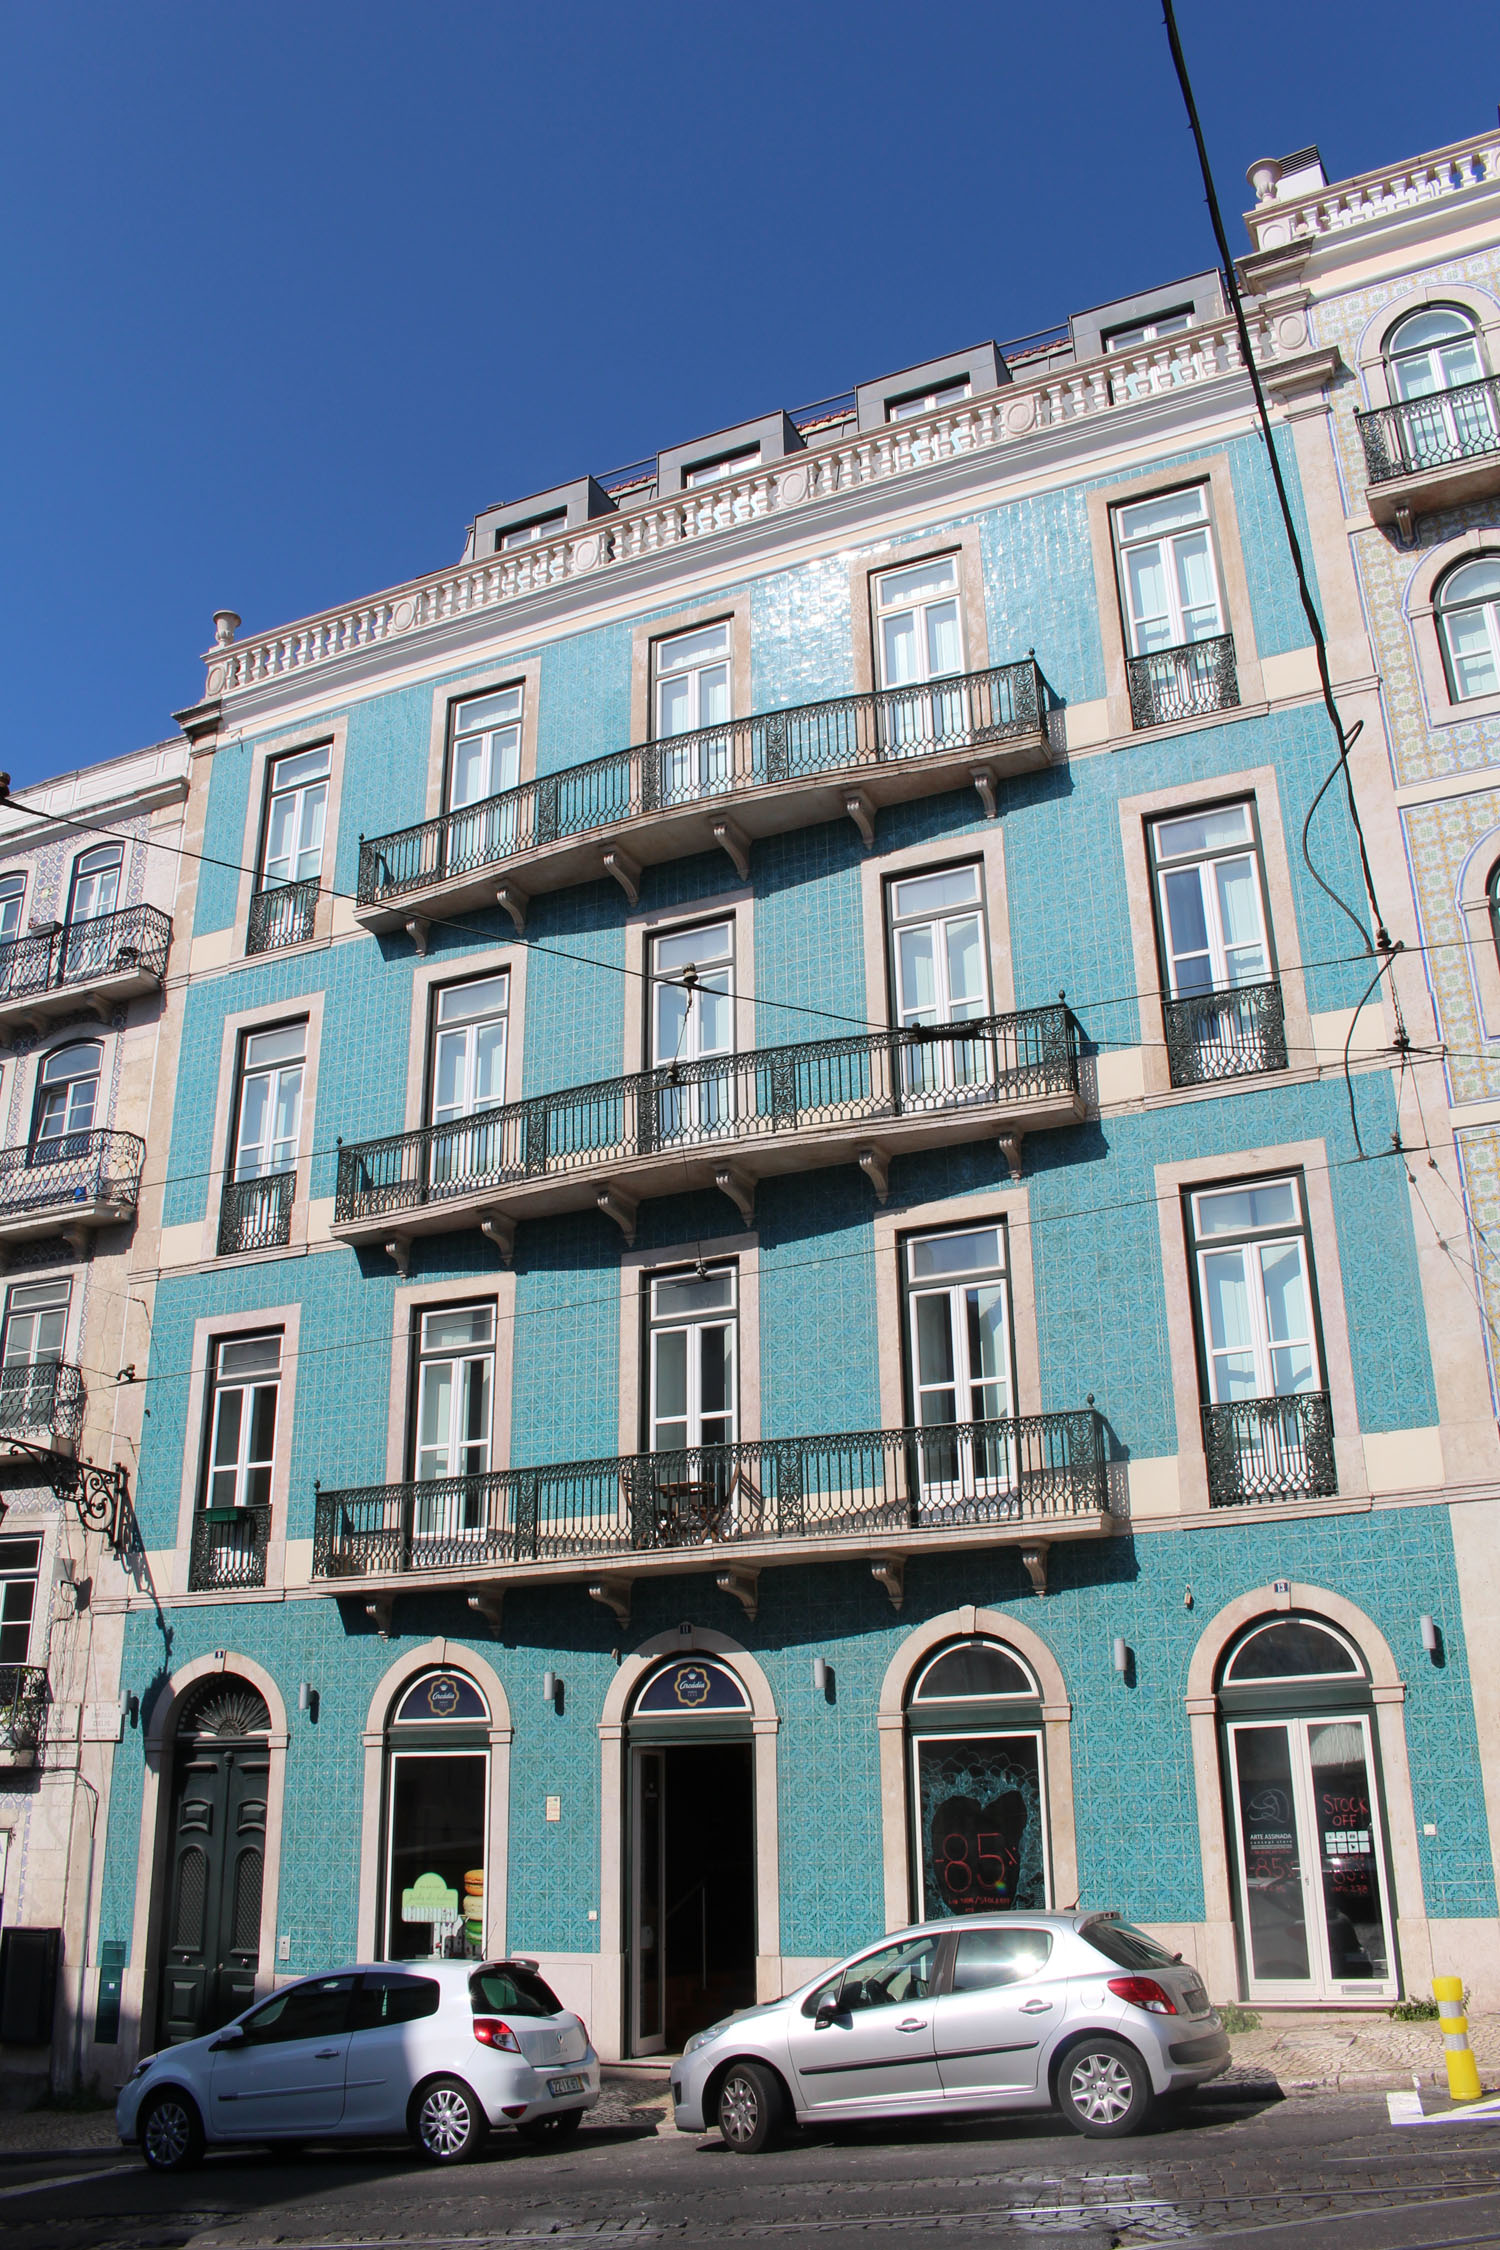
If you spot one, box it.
[1219,1614,1398,2002]
[381,1667,491,1962]
[905,1638,1051,1918]
[627,1655,755,2055]
[158,1677,270,2045]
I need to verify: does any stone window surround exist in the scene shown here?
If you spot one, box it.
[857,826,1015,1035]
[628,594,753,751]
[596,1627,780,2058]
[874,1606,1077,1931]
[1353,282,1500,410]
[1455,818,1500,1041]
[615,1228,761,1460]
[354,1637,515,1966]
[1152,1136,1366,1513]
[397,941,530,1136]
[172,1301,304,1596]
[847,525,991,702]
[380,1271,516,1488]
[1402,527,1500,730]
[126,1653,291,2056]
[1116,765,1313,1100]
[196,990,326,1263]
[419,658,543,825]
[1084,455,1267,740]
[230,715,348,954]
[620,889,755,1081]
[870,1184,1041,1429]
[1182,1584,1426,2008]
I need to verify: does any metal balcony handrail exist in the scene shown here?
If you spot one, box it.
[219,1170,296,1257]
[0,903,172,1005]
[189,1503,273,1591]
[0,1128,145,1221]
[247,875,320,955]
[312,1407,1109,1578]
[0,1361,85,1443]
[1125,634,1239,730]
[1201,1390,1337,1507]
[0,1666,49,1752]
[357,658,1047,907]
[334,1004,1078,1225]
[1356,373,1500,482]
[1163,980,1287,1089]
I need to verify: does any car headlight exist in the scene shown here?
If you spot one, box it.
[683,2020,730,2057]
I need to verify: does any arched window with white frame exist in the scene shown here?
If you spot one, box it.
[1381,307,1496,469]
[1436,556,1500,701]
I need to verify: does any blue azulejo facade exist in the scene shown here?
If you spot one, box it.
[92,221,1500,2076]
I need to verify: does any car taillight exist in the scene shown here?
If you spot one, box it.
[473,2016,521,2051]
[1107,1976,1178,2016]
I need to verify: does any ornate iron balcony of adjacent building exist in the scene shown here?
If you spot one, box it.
[0,1362,84,1451]
[0,1129,144,1248]
[0,1666,48,1765]
[1126,635,1239,730]
[1356,376,1500,530]
[312,1407,1110,1605]
[218,1171,295,1257]
[0,904,172,1036]
[333,1005,1083,1258]
[246,877,320,955]
[1164,981,1288,1088]
[1202,1391,1336,1507]
[189,1504,272,1591]
[355,659,1052,933]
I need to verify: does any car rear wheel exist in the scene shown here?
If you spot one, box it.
[517,2108,584,2143]
[717,2061,784,2154]
[411,2075,487,2163]
[139,2088,205,2173]
[1056,2037,1154,2138]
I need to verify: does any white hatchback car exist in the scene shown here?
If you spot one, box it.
[117,1959,600,2171]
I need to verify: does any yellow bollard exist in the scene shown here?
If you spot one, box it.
[1433,1975,1483,2101]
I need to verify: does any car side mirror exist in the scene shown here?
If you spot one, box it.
[814,2001,840,2030]
[209,2024,246,2051]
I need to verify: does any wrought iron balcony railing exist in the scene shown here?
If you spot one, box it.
[0,1362,84,1445]
[1164,981,1288,1088]
[0,1129,144,1227]
[334,1006,1080,1236]
[357,659,1048,914]
[1357,374,1500,483]
[189,1504,272,1591]
[1202,1391,1336,1506]
[218,1172,295,1257]
[0,1667,48,1757]
[1126,634,1239,729]
[246,877,320,955]
[312,1408,1109,1580]
[0,904,171,1009]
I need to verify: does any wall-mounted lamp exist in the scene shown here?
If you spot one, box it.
[1420,1614,1441,1660]
[1112,1636,1131,1677]
[542,1671,563,1710]
[118,1687,138,1729]
[297,1680,318,1720]
[812,1657,829,1695]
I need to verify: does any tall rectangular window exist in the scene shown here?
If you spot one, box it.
[903,1226,1014,1506]
[1187,1177,1321,1404]
[203,1335,281,1511]
[448,688,522,812]
[650,920,734,1140]
[233,1024,305,1182]
[887,864,991,1104]
[1150,803,1283,1084]
[429,975,510,1191]
[262,747,329,890]
[0,875,25,948]
[653,622,732,801]
[647,1266,736,1455]
[0,1280,69,1429]
[874,555,965,689]
[1113,485,1223,654]
[414,1306,494,1484]
[0,1538,41,1666]
[66,845,122,925]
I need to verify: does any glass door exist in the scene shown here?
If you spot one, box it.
[1226,1714,1396,2001]
[905,1227,1014,1513]
[650,922,735,1143]
[631,1749,667,2053]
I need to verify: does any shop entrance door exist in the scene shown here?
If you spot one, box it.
[1225,1713,1397,2002]
[630,1742,755,2054]
[158,1740,268,2044]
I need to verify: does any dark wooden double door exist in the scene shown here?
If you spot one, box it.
[158,1739,268,2044]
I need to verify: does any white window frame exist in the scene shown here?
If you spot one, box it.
[649,920,735,1141]
[1436,558,1500,702]
[1113,484,1225,656]
[430,975,510,1127]
[1103,307,1193,353]
[496,512,564,552]
[1150,802,1273,998]
[447,687,524,813]
[646,1265,737,1456]
[0,875,25,949]
[1188,1175,1323,1404]
[887,378,971,422]
[683,445,760,488]
[1385,305,1486,400]
[233,1024,306,1183]
[886,863,992,1107]
[652,622,733,802]
[32,1041,101,1151]
[873,552,966,692]
[903,1225,1016,1507]
[66,845,122,926]
[261,744,330,890]
[203,1333,282,1514]
[412,1305,496,1541]
[0,1535,42,1669]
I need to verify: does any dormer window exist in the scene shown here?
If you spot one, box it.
[1103,307,1194,353]
[683,445,760,489]
[886,378,971,422]
[496,510,565,552]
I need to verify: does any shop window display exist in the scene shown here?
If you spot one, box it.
[384,1669,490,1960]
[905,1638,1050,1917]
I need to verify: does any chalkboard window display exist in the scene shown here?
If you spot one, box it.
[914,1734,1047,1916]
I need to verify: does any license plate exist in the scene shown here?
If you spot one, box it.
[548,2074,586,2097]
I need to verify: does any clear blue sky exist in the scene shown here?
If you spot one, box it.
[1,1,1494,782]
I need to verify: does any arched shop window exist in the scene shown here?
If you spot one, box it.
[1217,1615,1398,2003]
[383,1668,490,1962]
[904,1639,1050,1918]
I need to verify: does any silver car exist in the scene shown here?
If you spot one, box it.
[117,1958,599,2171]
[673,1914,1228,2152]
